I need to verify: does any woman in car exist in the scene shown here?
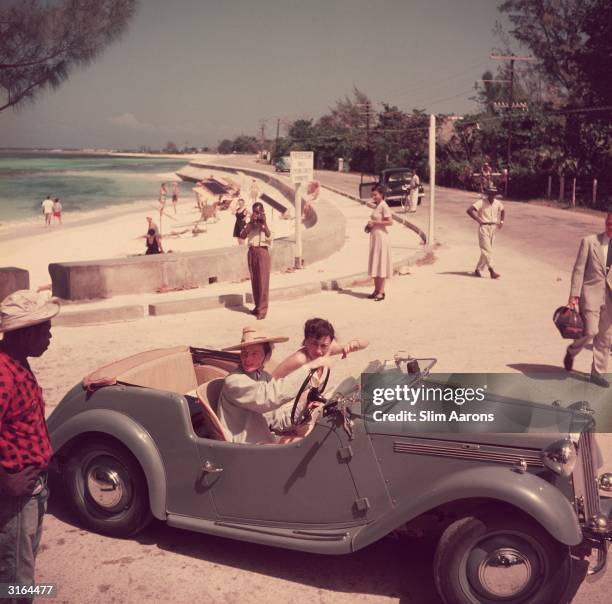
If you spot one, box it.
[272,318,368,380]
[218,327,328,444]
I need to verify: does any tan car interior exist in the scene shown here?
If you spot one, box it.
[82,346,237,440]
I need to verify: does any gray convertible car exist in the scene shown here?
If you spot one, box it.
[48,346,612,604]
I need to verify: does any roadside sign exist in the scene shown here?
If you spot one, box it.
[290,151,313,185]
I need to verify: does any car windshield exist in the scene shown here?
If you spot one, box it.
[386,171,410,182]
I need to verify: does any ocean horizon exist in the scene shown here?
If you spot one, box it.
[0,151,189,226]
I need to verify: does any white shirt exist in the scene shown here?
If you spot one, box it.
[218,366,310,444]
[42,198,54,214]
[247,224,272,247]
[471,197,504,224]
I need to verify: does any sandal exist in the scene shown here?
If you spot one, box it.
[367,291,379,299]
[373,293,386,302]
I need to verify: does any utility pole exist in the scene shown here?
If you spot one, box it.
[258,120,266,158]
[364,101,371,184]
[490,54,534,196]
[355,101,375,184]
[274,118,280,163]
[428,114,436,245]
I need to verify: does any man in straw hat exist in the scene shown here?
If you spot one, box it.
[466,184,505,279]
[218,326,330,444]
[0,290,60,593]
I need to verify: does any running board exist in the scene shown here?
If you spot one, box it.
[166,514,361,555]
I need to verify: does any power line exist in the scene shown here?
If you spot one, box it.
[273,104,612,142]
[383,58,491,100]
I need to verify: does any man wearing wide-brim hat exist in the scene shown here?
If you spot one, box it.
[0,290,60,593]
[466,184,505,279]
[217,326,329,444]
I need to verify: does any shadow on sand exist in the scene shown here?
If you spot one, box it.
[508,363,591,384]
[46,473,588,602]
[437,271,483,279]
[335,288,372,300]
[46,481,440,602]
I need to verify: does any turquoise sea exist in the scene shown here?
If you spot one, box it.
[0,151,188,224]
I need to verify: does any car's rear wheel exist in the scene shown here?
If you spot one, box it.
[433,512,571,604]
[63,438,153,537]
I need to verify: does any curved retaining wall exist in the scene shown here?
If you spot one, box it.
[49,200,344,301]
[187,161,296,206]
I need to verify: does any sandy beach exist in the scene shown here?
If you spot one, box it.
[1,163,293,289]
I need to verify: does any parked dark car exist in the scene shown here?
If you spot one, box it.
[359,168,416,206]
[48,346,612,604]
[274,156,291,172]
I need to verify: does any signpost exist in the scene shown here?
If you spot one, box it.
[290,151,313,268]
[428,114,436,245]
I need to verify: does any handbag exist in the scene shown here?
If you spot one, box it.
[553,306,585,339]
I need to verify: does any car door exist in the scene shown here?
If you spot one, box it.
[195,422,359,524]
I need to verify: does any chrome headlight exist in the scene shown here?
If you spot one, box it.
[541,438,577,476]
[598,472,612,492]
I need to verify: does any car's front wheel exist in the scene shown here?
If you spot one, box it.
[433,512,571,604]
[63,438,153,537]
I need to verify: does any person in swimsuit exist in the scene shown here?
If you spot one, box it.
[232,198,248,245]
[171,182,179,214]
[145,228,163,254]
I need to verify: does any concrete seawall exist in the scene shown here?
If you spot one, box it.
[185,161,296,207]
[49,199,345,301]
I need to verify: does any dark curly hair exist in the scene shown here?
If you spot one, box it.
[303,318,335,344]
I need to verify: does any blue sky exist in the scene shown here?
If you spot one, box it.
[0,0,514,149]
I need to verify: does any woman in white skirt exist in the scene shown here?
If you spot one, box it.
[366,184,393,301]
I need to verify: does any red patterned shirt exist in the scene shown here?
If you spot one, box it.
[0,351,52,472]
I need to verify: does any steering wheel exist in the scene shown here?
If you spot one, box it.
[291,367,330,426]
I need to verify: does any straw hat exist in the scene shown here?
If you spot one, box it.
[0,290,60,333]
[223,326,288,351]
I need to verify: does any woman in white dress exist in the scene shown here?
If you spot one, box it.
[366,184,393,301]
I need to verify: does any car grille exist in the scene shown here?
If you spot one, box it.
[578,431,601,521]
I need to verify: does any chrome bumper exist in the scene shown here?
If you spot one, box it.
[583,496,612,578]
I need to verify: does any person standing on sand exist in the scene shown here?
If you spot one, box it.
[193,182,205,210]
[0,290,60,597]
[159,182,168,209]
[171,182,179,214]
[52,198,62,225]
[241,202,271,320]
[232,198,248,245]
[41,195,54,226]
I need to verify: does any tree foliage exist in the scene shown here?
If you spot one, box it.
[217,135,259,154]
[498,0,611,105]
[0,0,137,112]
